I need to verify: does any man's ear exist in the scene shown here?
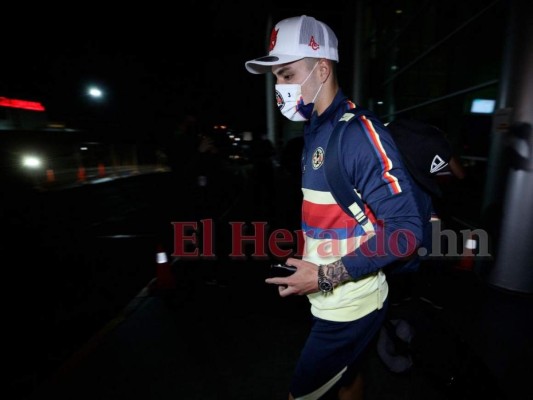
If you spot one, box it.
[318,59,331,82]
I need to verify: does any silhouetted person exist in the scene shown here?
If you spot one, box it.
[185,128,242,286]
[278,135,304,233]
[247,132,276,221]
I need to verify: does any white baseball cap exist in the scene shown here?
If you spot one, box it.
[245,15,339,74]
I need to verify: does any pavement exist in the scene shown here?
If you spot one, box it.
[26,254,533,400]
[10,165,533,400]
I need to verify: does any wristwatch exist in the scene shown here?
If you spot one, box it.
[318,264,334,295]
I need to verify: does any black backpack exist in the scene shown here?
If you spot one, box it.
[325,110,455,375]
[324,109,453,224]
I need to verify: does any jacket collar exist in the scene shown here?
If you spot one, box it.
[307,89,349,132]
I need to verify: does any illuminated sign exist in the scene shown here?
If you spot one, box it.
[470,98,495,114]
[0,96,45,111]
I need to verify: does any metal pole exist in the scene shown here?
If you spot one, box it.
[351,0,364,103]
[265,15,276,146]
[482,0,515,218]
[487,0,533,293]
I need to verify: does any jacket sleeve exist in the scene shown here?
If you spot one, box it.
[338,115,424,279]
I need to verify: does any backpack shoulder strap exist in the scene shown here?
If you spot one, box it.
[325,108,373,231]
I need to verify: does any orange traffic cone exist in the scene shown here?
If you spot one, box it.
[46,169,55,183]
[456,233,476,271]
[77,165,86,182]
[97,163,106,177]
[155,245,176,291]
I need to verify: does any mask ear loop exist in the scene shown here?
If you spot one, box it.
[300,61,320,86]
[311,82,324,103]
[310,59,331,104]
[306,61,325,104]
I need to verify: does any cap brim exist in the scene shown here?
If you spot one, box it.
[245,54,304,74]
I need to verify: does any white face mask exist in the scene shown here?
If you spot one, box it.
[275,62,322,122]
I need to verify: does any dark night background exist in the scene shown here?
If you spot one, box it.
[1,2,337,135]
[0,0,506,155]
[3,2,533,399]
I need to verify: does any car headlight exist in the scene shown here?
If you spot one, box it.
[21,155,42,169]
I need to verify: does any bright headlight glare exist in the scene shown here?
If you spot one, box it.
[22,155,42,168]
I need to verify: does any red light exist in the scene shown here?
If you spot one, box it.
[0,96,45,111]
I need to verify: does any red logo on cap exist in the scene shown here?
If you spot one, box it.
[269,28,279,52]
[309,36,320,51]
